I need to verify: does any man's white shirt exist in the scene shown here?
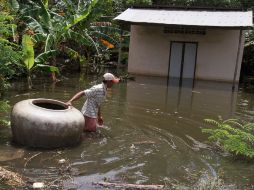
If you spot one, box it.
[81,83,106,118]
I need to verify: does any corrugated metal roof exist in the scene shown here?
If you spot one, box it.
[114,8,253,28]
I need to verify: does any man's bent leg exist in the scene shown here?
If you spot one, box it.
[84,116,97,132]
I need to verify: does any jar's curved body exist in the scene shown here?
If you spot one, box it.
[11,99,84,148]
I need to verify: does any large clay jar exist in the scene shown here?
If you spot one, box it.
[11,99,84,148]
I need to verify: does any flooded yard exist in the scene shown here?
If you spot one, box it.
[0,74,254,189]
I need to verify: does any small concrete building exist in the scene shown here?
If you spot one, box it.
[115,7,253,83]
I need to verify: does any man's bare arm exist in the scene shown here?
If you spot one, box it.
[66,91,85,106]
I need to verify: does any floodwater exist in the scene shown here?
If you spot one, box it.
[0,74,254,189]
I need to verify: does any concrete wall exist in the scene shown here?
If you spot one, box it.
[128,25,245,82]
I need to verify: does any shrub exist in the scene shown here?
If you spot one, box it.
[202,118,254,159]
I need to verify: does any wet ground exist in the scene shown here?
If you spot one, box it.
[0,74,254,189]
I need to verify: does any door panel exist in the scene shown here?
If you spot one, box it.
[169,42,183,78]
[182,43,197,79]
[169,42,197,80]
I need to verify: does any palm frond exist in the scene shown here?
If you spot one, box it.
[223,119,243,128]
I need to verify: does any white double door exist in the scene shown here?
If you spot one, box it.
[168,42,198,79]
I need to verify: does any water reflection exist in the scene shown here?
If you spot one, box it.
[1,75,254,189]
[126,76,238,141]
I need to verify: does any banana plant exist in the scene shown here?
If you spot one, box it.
[20,0,129,75]
[23,0,98,55]
[22,34,58,89]
[18,0,102,79]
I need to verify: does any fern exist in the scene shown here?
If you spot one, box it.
[204,119,220,127]
[202,118,254,159]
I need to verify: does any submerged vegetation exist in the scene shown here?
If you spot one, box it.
[202,118,254,159]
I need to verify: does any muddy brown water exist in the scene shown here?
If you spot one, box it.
[0,74,254,189]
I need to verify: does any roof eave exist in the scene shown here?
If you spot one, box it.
[114,19,253,30]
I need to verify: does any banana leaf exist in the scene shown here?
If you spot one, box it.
[63,47,79,59]
[33,33,47,43]
[38,0,52,29]
[10,0,19,12]
[25,16,46,34]
[34,64,60,74]
[22,34,34,70]
[35,50,57,64]
[65,0,98,30]
[66,29,91,46]
[45,34,54,52]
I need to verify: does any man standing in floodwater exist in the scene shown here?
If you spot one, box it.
[66,73,119,132]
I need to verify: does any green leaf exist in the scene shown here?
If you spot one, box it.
[10,0,20,12]
[223,119,243,128]
[63,47,80,59]
[35,64,60,74]
[204,119,220,127]
[44,34,54,52]
[38,0,51,28]
[35,50,57,64]
[22,34,34,70]
[66,29,91,46]
[43,0,48,9]
[25,16,45,34]
[0,101,10,113]
[32,33,47,43]
[65,0,98,30]
[202,118,254,159]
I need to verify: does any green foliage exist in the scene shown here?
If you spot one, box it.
[127,0,152,6]
[112,0,151,11]
[0,6,23,93]
[22,34,35,70]
[0,101,10,127]
[151,0,252,8]
[21,34,59,88]
[65,0,99,30]
[20,0,103,67]
[202,118,254,159]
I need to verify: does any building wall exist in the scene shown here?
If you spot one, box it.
[128,25,245,82]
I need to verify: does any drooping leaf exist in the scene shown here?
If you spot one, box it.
[35,50,57,64]
[25,16,45,34]
[35,64,60,74]
[204,119,220,127]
